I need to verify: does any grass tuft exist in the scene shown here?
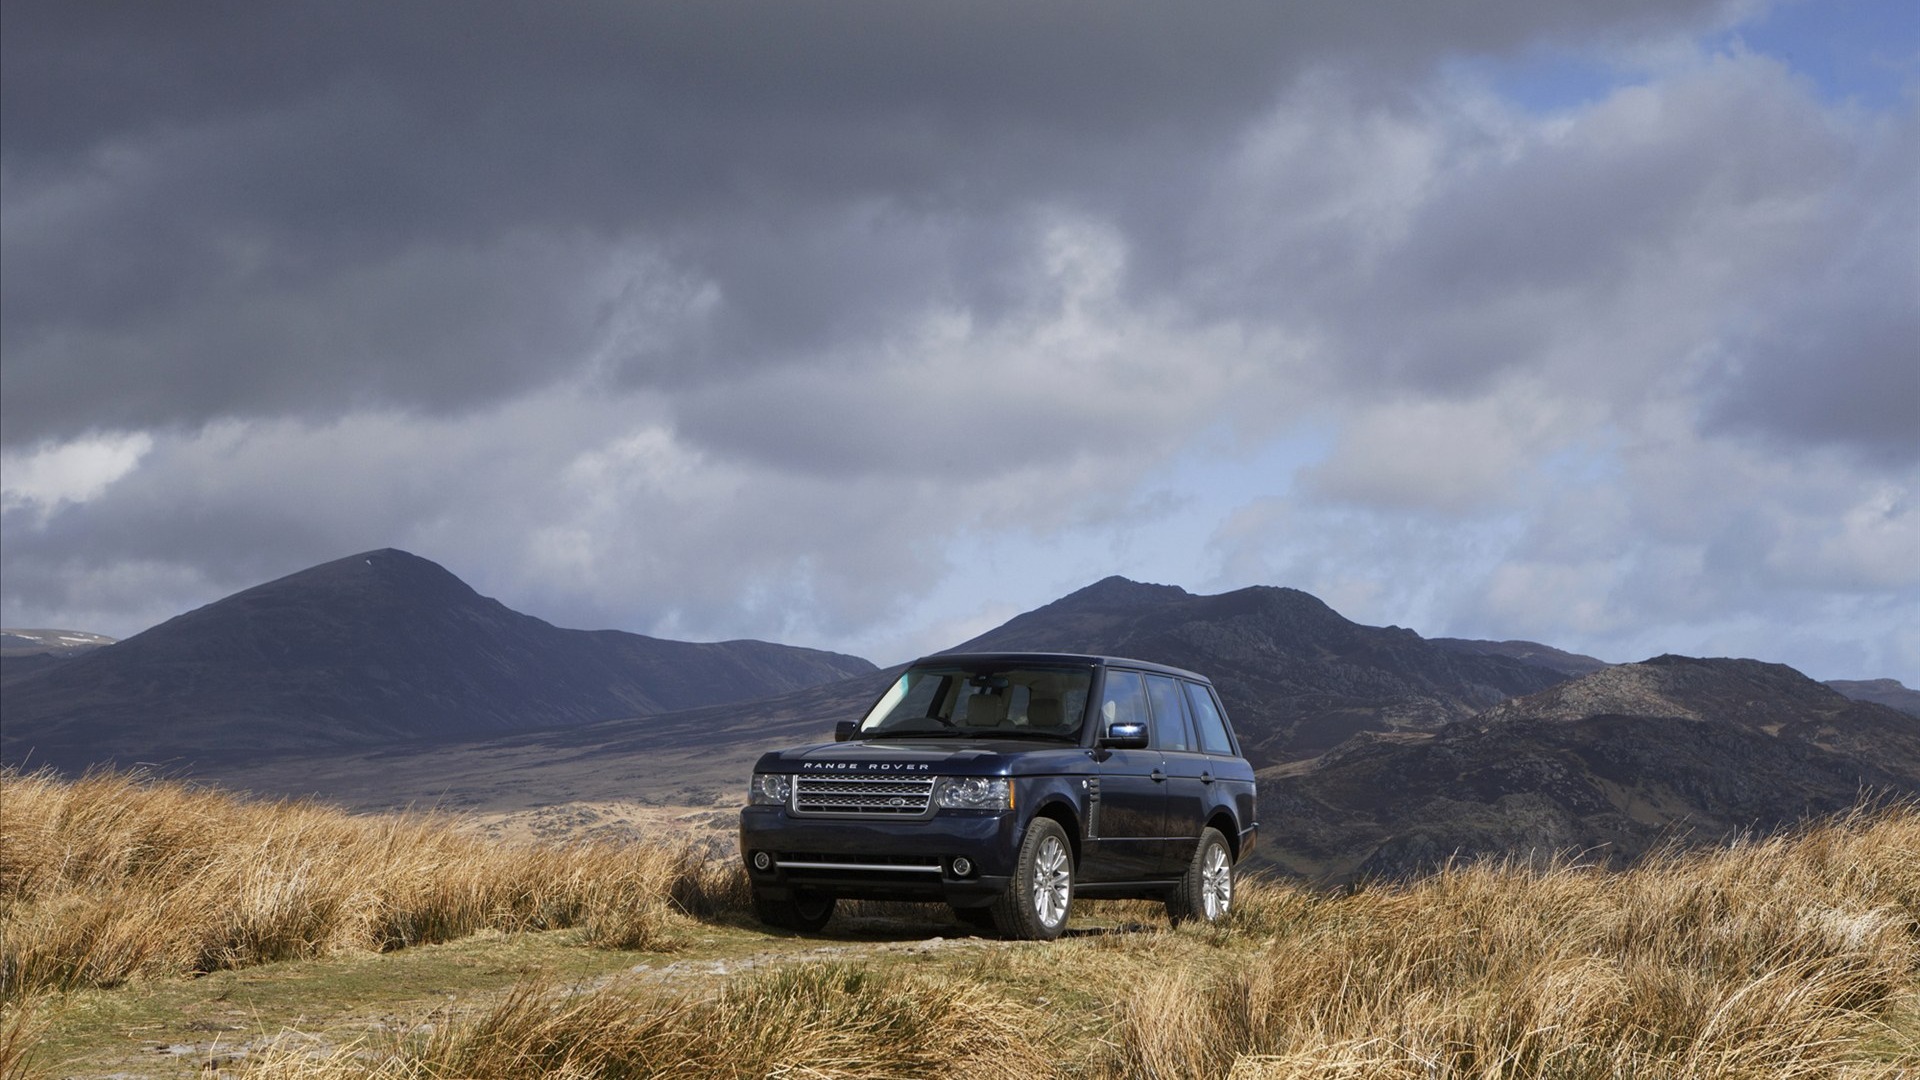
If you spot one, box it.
[238,962,1051,1080]
[1103,804,1920,1079]
[0,768,744,997]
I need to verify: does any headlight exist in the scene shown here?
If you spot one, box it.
[936,776,1012,811]
[749,773,792,806]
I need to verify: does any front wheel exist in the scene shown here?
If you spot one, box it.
[991,817,1073,940]
[1166,827,1234,926]
[752,888,837,933]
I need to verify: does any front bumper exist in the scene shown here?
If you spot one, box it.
[739,805,1021,905]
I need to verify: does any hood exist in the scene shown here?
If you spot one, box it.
[752,737,1088,776]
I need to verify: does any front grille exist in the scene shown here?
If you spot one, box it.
[792,774,936,815]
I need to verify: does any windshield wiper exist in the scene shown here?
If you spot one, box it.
[977,729,1080,742]
[865,729,970,739]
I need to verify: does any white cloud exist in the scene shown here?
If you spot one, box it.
[0,432,152,515]
[1299,386,1575,513]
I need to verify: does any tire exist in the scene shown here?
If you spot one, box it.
[752,888,837,932]
[990,817,1074,940]
[951,905,997,931]
[1166,827,1234,926]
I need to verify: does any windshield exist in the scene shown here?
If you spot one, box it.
[858,662,1093,740]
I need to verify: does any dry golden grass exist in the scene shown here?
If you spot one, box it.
[0,991,46,1079]
[234,806,1919,1079]
[239,961,1052,1080]
[5,769,1916,1079]
[1104,805,1920,1080]
[0,768,745,997]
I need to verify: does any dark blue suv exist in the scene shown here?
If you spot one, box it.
[739,653,1258,939]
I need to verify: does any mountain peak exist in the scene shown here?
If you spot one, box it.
[1,548,875,771]
[1053,575,1192,610]
[950,574,1566,761]
[1201,583,1346,621]
[268,547,481,597]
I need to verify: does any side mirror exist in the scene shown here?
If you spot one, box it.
[1099,720,1149,750]
[834,720,858,742]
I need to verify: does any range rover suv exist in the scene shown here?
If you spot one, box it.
[738,653,1257,940]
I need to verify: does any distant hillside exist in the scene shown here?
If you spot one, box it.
[1428,637,1609,677]
[1265,655,1920,882]
[0,628,116,687]
[0,628,117,655]
[179,577,1574,811]
[0,550,874,772]
[953,576,1568,762]
[1827,678,1920,718]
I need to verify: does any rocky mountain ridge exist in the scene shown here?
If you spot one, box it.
[1263,655,1920,881]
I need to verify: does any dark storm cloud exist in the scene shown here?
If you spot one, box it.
[1701,110,1920,466]
[2,0,1734,447]
[1708,286,1920,465]
[12,0,1914,683]
[1156,51,1917,473]
[1,0,1724,165]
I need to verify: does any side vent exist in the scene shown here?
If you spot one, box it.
[1086,776,1101,838]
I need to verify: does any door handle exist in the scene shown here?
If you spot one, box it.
[1150,769,1166,783]
[1201,772,1214,784]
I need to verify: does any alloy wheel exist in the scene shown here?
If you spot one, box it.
[1032,834,1071,928]
[1200,842,1232,920]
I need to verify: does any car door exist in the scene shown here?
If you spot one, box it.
[1184,678,1255,839]
[1146,673,1207,866]
[1087,668,1168,881]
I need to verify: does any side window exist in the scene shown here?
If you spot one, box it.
[1184,681,1235,755]
[1144,674,1192,752]
[1100,670,1148,732]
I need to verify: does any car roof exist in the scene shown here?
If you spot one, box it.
[913,651,1213,684]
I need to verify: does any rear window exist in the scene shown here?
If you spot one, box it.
[1145,673,1192,751]
[1183,680,1235,755]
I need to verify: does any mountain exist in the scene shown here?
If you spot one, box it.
[0,628,116,686]
[55,568,1911,889]
[952,576,1569,763]
[1264,655,1920,882]
[1428,637,1609,677]
[172,576,1578,812]
[1827,678,1920,718]
[0,549,874,772]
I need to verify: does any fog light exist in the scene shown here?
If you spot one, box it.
[752,851,773,871]
[951,857,973,877]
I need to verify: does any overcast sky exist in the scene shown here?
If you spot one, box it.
[3,0,1916,683]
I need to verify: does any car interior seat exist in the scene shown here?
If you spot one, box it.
[964,691,1010,727]
[1026,697,1062,729]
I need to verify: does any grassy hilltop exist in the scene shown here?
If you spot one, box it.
[3,769,1916,1078]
